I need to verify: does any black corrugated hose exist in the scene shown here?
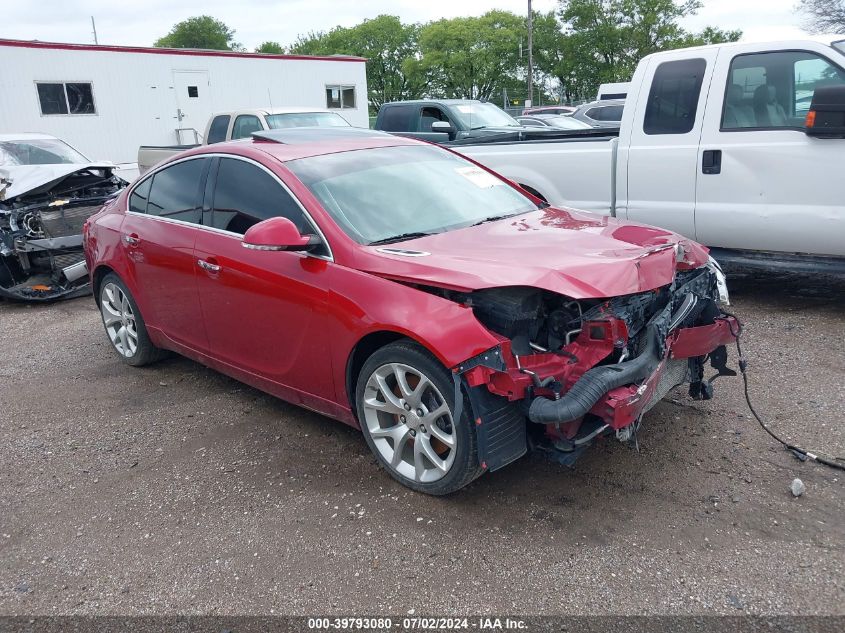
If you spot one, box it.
[722,310,845,472]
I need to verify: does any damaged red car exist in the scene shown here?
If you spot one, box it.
[83,128,739,495]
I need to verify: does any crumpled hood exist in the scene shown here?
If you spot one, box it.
[0,162,116,202]
[353,207,710,299]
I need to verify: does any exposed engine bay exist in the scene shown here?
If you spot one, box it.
[0,166,126,301]
[420,261,739,469]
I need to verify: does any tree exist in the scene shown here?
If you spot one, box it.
[551,0,741,100]
[798,0,845,33]
[411,11,525,101]
[290,16,422,109]
[154,16,241,51]
[255,41,285,54]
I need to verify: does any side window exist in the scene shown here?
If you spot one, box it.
[643,58,707,135]
[378,105,414,132]
[585,107,602,120]
[209,158,308,235]
[145,158,207,223]
[419,106,451,132]
[207,115,231,144]
[128,177,152,214]
[722,50,845,130]
[602,105,624,121]
[231,115,263,140]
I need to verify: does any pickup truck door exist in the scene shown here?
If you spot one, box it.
[619,48,718,239]
[694,43,845,257]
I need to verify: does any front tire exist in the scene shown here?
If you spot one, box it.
[98,273,165,367]
[356,340,483,495]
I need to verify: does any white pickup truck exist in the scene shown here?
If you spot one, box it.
[138,107,352,175]
[454,36,845,273]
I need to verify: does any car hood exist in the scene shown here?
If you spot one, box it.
[0,162,116,202]
[353,207,709,299]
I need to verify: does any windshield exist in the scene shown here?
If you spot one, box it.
[287,145,539,244]
[0,138,89,166]
[450,103,520,129]
[266,112,350,129]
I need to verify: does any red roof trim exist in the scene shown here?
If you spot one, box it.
[0,38,367,63]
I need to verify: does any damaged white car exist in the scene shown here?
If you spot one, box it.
[0,134,126,301]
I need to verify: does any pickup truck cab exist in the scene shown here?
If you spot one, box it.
[138,107,351,175]
[451,36,845,273]
[374,99,525,142]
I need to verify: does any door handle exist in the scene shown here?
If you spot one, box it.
[122,233,140,246]
[702,149,722,174]
[197,259,221,273]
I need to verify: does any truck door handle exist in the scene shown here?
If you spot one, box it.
[122,233,140,246]
[702,150,722,174]
[197,259,221,273]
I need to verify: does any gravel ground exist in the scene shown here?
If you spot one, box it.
[0,272,843,616]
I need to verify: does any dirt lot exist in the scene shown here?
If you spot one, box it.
[0,273,843,616]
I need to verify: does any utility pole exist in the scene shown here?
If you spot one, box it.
[91,16,99,44]
[526,0,534,108]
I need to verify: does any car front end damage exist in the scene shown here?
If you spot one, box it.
[450,260,738,470]
[0,165,126,301]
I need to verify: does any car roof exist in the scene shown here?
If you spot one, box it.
[215,107,341,117]
[0,133,61,142]
[197,128,423,162]
[383,99,483,106]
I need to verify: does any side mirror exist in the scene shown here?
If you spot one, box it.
[242,217,320,252]
[805,84,845,138]
[431,120,455,135]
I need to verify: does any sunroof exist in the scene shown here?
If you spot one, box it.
[252,127,392,144]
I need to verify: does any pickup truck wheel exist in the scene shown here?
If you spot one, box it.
[356,341,482,495]
[99,273,165,367]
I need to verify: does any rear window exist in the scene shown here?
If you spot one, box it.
[643,58,707,135]
[207,115,230,144]
[378,105,415,132]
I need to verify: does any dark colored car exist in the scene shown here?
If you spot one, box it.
[84,127,738,495]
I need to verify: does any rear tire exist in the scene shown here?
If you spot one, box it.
[98,273,166,367]
[356,340,483,495]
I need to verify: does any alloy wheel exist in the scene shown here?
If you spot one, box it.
[362,362,457,483]
[100,282,138,358]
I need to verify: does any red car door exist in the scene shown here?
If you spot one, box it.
[120,157,211,356]
[193,156,334,411]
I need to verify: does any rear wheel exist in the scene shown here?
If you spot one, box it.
[356,340,482,495]
[98,273,165,366]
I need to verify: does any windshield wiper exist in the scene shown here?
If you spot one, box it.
[470,213,523,226]
[369,231,436,246]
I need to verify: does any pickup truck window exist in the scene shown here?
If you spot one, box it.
[722,51,845,130]
[232,115,264,140]
[420,106,452,132]
[207,115,230,144]
[378,104,416,132]
[643,58,706,135]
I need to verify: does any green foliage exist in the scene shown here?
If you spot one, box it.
[154,15,241,51]
[409,11,526,101]
[255,41,285,54]
[538,0,742,101]
[290,16,422,109]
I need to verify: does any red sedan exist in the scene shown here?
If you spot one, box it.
[83,128,738,495]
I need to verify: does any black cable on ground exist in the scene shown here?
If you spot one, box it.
[721,310,845,473]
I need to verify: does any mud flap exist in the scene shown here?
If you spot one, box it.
[454,373,527,472]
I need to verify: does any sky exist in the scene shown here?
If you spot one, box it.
[1,0,810,50]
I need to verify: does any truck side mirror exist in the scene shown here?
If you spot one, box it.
[431,120,455,139]
[805,84,845,139]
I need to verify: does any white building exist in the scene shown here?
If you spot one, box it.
[0,39,368,167]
